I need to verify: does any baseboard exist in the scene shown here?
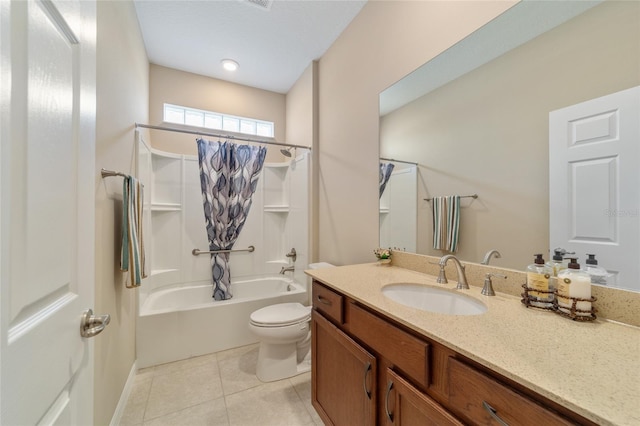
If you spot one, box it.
[109,361,138,426]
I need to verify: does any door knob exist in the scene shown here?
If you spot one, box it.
[80,309,111,338]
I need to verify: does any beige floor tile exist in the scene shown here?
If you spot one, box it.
[225,380,313,426]
[290,372,323,426]
[142,397,229,426]
[151,353,218,377]
[120,376,152,426]
[215,343,259,362]
[144,359,224,420]
[218,345,262,395]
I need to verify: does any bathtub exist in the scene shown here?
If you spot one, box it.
[136,276,308,368]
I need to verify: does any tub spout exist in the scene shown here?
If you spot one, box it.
[280,266,295,275]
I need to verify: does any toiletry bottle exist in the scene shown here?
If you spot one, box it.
[546,248,569,276]
[557,258,592,317]
[584,254,609,286]
[526,254,553,308]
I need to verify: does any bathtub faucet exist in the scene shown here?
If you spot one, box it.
[280,265,295,275]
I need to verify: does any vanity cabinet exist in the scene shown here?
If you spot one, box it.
[311,310,376,425]
[311,280,595,426]
[384,368,463,426]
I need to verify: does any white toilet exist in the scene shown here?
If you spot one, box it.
[249,262,334,382]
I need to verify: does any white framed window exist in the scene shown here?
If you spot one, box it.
[163,103,274,138]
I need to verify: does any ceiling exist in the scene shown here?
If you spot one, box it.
[133,0,367,94]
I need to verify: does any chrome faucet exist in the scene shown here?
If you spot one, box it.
[280,265,295,275]
[439,255,469,289]
[481,249,502,265]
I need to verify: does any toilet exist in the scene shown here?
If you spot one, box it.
[249,262,334,382]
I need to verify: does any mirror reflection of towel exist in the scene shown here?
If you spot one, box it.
[432,196,460,252]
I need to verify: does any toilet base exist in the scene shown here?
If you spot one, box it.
[255,340,311,382]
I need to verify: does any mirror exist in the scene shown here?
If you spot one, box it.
[379,0,640,291]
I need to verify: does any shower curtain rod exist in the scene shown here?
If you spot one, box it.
[379,157,418,166]
[135,123,311,151]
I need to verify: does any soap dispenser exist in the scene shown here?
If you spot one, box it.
[584,254,609,285]
[526,254,553,308]
[557,258,592,317]
[546,248,570,276]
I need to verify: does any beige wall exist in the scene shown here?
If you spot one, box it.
[148,65,286,161]
[285,62,315,148]
[286,61,319,260]
[380,0,640,270]
[95,1,149,424]
[317,1,516,266]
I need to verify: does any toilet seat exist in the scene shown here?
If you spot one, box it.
[250,303,311,327]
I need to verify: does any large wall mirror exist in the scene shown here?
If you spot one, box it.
[379,0,640,291]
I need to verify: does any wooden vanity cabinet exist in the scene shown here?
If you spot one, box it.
[383,368,463,426]
[312,281,453,426]
[311,280,591,426]
[311,310,376,425]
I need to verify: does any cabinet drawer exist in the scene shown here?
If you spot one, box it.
[448,358,573,426]
[312,281,344,324]
[348,302,429,387]
[385,369,463,426]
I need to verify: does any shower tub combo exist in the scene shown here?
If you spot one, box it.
[137,275,307,368]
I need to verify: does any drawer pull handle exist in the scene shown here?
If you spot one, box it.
[385,380,394,422]
[363,362,372,399]
[482,401,509,426]
[316,295,332,306]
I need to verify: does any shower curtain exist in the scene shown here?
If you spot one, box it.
[197,138,267,300]
[379,162,395,198]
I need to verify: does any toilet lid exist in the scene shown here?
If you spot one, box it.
[250,303,311,326]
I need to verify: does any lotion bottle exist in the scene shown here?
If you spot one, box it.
[526,254,553,308]
[557,258,592,317]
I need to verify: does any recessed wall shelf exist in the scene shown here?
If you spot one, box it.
[151,203,182,211]
[264,205,290,213]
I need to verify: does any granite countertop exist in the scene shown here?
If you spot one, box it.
[305,263,640,426]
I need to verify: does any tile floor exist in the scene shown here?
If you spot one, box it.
[120,344,323,426]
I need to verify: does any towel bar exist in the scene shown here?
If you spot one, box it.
[424,194,478,202]
[192,246,255,256]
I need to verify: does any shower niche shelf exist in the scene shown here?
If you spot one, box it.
[263,205,289,213]
[151,202,181,211]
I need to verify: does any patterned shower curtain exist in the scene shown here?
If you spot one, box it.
[197,138,267,300]
[379,162,395,198]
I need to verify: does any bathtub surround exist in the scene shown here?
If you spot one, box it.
[196,139,267,300]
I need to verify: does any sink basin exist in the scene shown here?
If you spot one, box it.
[382,284,487,316]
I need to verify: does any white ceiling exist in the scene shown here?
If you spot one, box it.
[133,0,367,94]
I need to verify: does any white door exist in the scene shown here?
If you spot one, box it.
[1,0,98,424]
[549,86,640,291]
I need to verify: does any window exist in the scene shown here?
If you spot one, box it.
[163,103,274,138]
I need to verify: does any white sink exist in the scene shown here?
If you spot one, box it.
[382,283,487,316]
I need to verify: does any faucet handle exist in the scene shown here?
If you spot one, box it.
[436,264,448,284]
[481,273,507,296]
[286,248,297,262]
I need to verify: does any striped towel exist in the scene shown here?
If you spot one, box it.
[121,176,146,287]
[432,196,461,252]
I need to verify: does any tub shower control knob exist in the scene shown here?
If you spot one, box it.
[286,248,297,262]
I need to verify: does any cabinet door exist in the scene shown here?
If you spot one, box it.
[384,369,463,426]
[312,310,376,426]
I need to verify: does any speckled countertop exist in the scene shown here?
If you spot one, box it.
[305,263,640,426]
